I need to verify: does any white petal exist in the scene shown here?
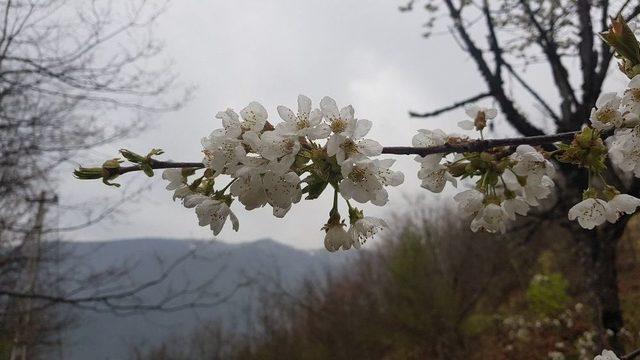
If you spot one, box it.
[357,139,383,156]
[229,210,239,231]
[352,119,372,139]
[320,96,339,120]
[457,120,475,130]
[297,94,312,115]
[277,105,297,123]
[339,105,354,121]
[484,108,498,119]
[464,104,480,119]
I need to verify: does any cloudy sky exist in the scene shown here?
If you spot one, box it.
[57,0,625,249]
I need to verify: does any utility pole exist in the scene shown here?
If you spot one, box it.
[9,191,57,360]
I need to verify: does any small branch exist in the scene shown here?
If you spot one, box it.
[623,347,640,360]
[409,92,491,118]
[94,131,586,178]
[118,161,205,175]
[382,130,577,156]
[503,62,560,123]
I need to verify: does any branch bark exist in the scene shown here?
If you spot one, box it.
[409,92,491,118]
[443,0,545,136]
[91,130,587,178]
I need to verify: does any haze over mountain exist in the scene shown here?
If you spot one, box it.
[59,238,351,360]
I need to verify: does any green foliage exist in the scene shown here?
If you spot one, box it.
[526,273,571,316]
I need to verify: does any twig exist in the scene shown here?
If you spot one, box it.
[99,130,583,177]
[622,347,640,360]
[409,92,491,118]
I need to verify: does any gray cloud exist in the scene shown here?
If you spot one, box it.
[58,0,627,249]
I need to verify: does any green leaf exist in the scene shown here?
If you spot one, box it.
[302,174,329,200]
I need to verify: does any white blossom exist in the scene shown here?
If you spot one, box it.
[412,128,448,168]
[213,108,243,139]
[239,101,268,133]
[502,171,555,206]
[568,198,613,229]
[522,176,555,206]
[320,96,355,135]
[607,126,640,177]
[230,172,268,211]
[194,198,239,235]
[594,350,620,360]
[454,189,485,215]
[201,134,244,176]
[622,74,640,115]
[276,95,331,139]
[416,155,456,193]
[339,158,404,206]
[162,169,192,199]
[262,171,302,217]
[413,128,448,147]
[510,145,555,180]
[243,130,300,163]
[590,92,623,130]
[320,96,382,163]
[458,104,497,131]
[324,224,351,252]
[211,101,267,140]
[606,194,640,223]
[501,197,530,220]
[470,203,507,233]
[348,216,387,248]
[326,118,382,163]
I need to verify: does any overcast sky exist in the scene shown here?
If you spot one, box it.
[57,0,626,249]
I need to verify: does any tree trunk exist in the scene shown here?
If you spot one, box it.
[574,220,628,354]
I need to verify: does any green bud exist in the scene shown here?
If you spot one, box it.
[602,185,620,201]
[485,172,499,187]
[600,15,640,78]
[479,152,494,162]
[348,206,364,224]
[119,149,145,163]
[101,158,123,187]
[582,188,598,200]
[73,167,104,180]
[447,162,468,177]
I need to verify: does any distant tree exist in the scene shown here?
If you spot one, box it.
[402,0,640,352]
[0,0,205,356]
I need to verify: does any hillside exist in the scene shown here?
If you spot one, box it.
[59,238,351,360]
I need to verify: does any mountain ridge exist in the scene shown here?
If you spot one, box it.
[59,237,350,360]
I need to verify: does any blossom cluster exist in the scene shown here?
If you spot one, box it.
[412,75,640,233]
[566,75,640,229]
[162,95,403,251]
[413,105,556,233]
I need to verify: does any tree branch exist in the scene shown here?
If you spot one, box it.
[622,346,640,360]
[503,62,560,123]
[442,0,545,136]
[518,0,578,125]
[409,92,491,118]
[84,130,589,179]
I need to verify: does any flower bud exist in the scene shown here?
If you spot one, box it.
[101,158,123,187]
[600,15,640,78]
[447,162,468,177]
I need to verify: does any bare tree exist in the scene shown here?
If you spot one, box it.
[0,0,215,356]
[402,0,640,352]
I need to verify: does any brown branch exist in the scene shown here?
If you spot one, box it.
[381,131,577,156]
[622,347,640,360]
[409,92,491,118]
[442,0,545,136]
[578,0,598,124]
[518,0,578,124]
[89,130,587,179]
[503,62,560,123]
